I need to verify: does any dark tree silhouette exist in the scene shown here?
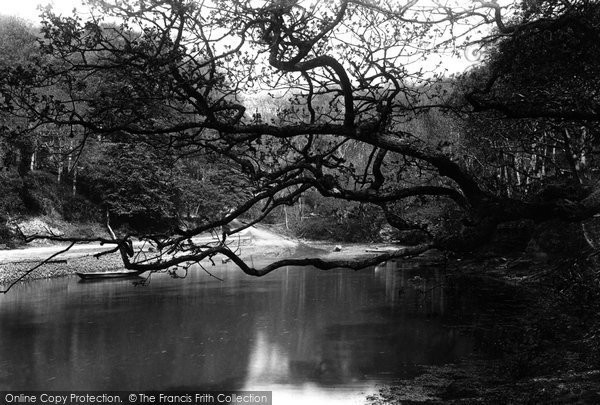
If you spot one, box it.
[1,0,599,280]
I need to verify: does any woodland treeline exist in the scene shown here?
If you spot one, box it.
[0,0,599,274]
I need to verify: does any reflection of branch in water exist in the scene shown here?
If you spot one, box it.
[413,282,445,295]
[133,271,153,287]
[402,274,447,315]
[198,263,224,282]
[168,266,189,279]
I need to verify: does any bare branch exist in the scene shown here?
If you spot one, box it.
[1,242,77,294]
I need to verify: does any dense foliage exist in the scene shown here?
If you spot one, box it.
[461,0,600,200]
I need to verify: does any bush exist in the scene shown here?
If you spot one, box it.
[470,256,600,379]
[0,170,25,215]
[81,143,179,232]
[62,194,101,222]
[17,171,101,222]
[21,171,62,215]
[294,210,384,242]
[0,214,12,244]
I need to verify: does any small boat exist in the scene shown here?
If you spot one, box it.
[76,270,144,280]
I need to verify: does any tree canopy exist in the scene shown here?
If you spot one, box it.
[1,0,599,277]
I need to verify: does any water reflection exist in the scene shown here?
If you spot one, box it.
[0,260,479,399]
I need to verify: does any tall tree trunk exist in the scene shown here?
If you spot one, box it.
[563,128,582,184]
[30,150,35,172]
[72,166,77,196]
[17,140,34,176]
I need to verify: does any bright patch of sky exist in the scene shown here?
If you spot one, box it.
[3,0,498,76]
[1,0,87,21]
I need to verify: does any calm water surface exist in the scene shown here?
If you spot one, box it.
[0,259,497,403]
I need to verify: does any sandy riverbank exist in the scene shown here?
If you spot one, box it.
[0,224,412,290]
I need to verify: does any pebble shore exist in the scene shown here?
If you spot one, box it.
[0,252,124,288]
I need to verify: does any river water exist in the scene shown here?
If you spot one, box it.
[0,258,508,403]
